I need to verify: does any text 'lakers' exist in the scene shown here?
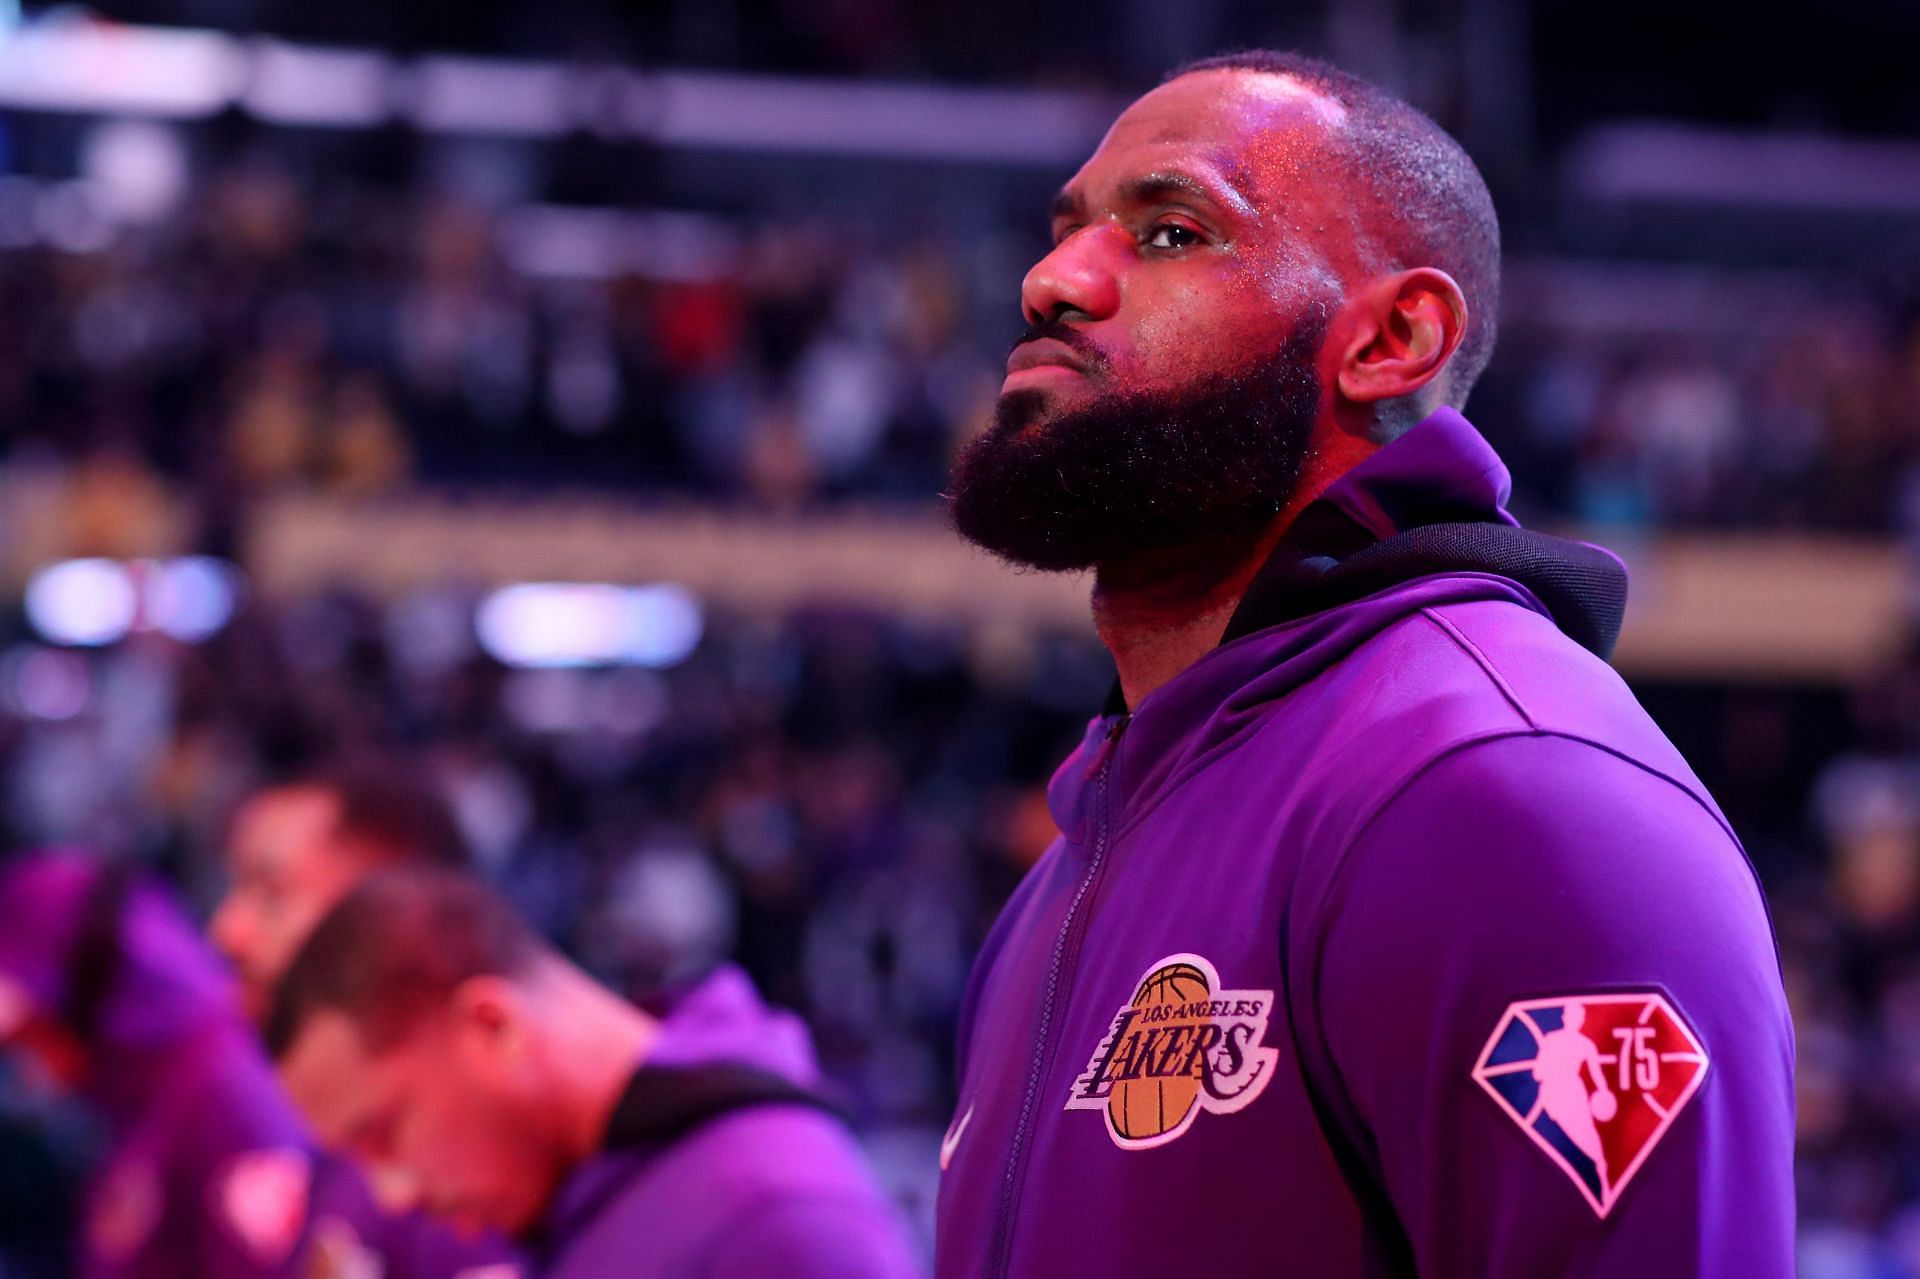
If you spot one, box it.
[1065,954,1279,1150]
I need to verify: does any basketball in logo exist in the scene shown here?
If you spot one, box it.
[1068,952,1280,1150]
[1108,960,1212,1141]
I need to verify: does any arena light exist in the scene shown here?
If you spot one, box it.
[637,71,1113,164]
[245,40,390,126]
[0,20,1113,166]
[0,22,243,118]
[81,119,190,224]
[149,556,243,642]
[411,54,574,136]
[475,583,703,669]
[1567,123,1920,215]
[25,559,137,647]
[24,556,243,647]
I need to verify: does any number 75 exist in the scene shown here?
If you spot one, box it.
[1612,1026,1660,1091]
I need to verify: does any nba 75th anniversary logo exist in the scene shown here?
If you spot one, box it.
[1065,953,1279,1149]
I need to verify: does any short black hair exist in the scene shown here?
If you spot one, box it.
[261,761,471,872]
[265,868,542,1059]
[1167,50,1502,408]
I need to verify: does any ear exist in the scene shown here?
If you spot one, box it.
[447,975,530,1078]
[1334,268,1468,407]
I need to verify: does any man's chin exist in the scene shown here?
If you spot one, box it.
[953,329,1322,577]
[991,386,1076,436]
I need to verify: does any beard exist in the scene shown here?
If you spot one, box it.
[948,317,1327,574]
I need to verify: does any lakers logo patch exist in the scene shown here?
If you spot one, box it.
[1065,953,1278,1149]
[1472,991,1709,1218]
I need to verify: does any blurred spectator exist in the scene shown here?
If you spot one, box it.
[8,152,1920,535]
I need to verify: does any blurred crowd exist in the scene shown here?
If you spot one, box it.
[4,160,1920,541]
[1776,652,1920,1277]
[1481,323,1920,537]
[0,160,1003,534]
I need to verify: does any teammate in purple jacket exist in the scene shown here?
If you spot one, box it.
[267,868,923,1279]
[0,851,513,1279]
[937,50,1794,1277]
[211,767,526,1278]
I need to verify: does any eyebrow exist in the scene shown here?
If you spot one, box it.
[1049,168,1256,224]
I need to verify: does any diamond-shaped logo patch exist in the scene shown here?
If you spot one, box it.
[1472,992,1709,1218]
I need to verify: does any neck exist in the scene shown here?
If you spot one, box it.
[537,963,661,1166]
[1094,426,1380,709]
[1092,527,1282,710]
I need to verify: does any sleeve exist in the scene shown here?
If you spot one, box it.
[1307,733,1795,1277]
[699,1195,924,1279]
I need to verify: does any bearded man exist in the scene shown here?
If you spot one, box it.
[936,50,1793,1278]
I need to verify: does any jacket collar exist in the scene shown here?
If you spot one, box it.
[1053,408,1628,845]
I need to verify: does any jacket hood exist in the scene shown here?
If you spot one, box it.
[1221,407,1625,659]
[1048,407,1629,845]
[531,965,822,1252]
[642,965,823,1086]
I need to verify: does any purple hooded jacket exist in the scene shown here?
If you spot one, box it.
[934,409,1794,1277]
[526,965,922,1279]
[0,853,520,1279]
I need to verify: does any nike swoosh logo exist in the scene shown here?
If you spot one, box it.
[939,1105,973,1171]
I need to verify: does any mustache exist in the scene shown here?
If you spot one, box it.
[1008,320,1109,373]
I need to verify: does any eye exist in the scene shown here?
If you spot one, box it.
[1145,222,1203,251]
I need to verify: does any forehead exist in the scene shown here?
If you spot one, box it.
[1068,70,1347,209]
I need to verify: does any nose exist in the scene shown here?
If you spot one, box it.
[1019,224,1124,328]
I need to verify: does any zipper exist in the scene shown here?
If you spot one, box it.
[988,711,1130,1278]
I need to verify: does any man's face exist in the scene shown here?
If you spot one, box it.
[212,789,363,1023]
[951,70,1359,571]
[280,1006,558,1238]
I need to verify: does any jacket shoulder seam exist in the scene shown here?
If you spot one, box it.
[1310,730,1754,972]
[1363,730,1741,856]
[1106,606,1542,847]
[1416,605,1539,729]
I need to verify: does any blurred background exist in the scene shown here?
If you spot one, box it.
[0,0,1916,1273]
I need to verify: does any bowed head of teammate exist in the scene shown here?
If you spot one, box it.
[267,869,921,1279]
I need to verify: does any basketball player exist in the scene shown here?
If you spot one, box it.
[210,767,524,1277]
[937,51,1792,1276]
[1531,1004,1613,1183]
[267,869,923,1279]
[213,766,470,1025]
[0,851,509,1279]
